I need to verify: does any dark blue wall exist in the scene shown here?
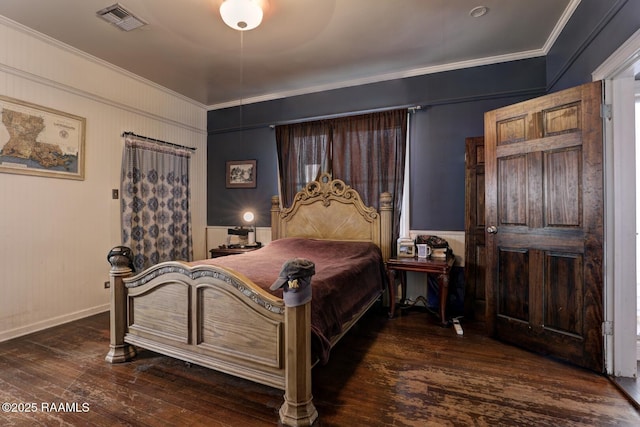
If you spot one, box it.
[547,0,640,92]
[208,59,545,229]
[410,94,534,230]
[207,126,277,227]
[208,0,640,231]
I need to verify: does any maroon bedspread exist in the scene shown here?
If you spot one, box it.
[192,238,386,364]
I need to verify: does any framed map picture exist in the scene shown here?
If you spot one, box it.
[226,159,257,188]
[0,95,86,180]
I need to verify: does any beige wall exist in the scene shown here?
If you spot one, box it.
[0,17,208,341]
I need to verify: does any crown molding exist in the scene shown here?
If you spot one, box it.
[0,15,207,111]
[593,27,640,80]
[542,0,582,54]
[0,62,206,135]
[208,49,546,110]
[208,1,582,111]
[0,4,579,114]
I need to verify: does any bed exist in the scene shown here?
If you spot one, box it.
[106,174,392,426]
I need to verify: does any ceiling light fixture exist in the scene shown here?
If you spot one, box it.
[220,0,264,31]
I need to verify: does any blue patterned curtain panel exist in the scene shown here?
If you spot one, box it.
[121,136,193,271]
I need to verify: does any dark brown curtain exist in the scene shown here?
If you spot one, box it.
[275,109,407,246]
[275,120,331,207]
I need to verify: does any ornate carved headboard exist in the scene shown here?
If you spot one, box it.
[271,174,392,260]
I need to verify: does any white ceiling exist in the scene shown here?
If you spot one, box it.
[0,0,577,109]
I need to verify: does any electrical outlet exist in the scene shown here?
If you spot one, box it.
[104,281,110,289]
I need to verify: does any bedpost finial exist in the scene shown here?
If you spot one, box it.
[271,195,280,209]
[107,246,134,272]
[380,192,392,209]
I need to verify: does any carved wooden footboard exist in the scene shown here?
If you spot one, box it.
[107,260,287,387]
[106,253,316,425]
[106,174,392,426]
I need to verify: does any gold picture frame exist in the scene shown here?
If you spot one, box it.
[226,159,257,188]
[397,238,415,258]
[0,95,86,180]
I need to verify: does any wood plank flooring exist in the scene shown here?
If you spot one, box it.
[612,361,640,410]
[1,308,638,426]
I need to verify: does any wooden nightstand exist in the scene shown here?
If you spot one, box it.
[386,254,455,325]
[209,245,261,258]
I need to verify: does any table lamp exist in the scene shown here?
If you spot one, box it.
[243,210,256,245]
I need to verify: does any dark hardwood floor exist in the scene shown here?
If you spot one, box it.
[1,308,639,426]
[612,361,640,410]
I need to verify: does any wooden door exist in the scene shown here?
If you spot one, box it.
[464,136,486,321]
[484,81,604,372]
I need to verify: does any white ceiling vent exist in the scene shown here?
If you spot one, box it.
[97,3,147,31]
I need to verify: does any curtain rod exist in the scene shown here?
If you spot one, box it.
[267,105,423,128]
[122,131,197,152]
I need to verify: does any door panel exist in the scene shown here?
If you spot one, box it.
[497,116,526,143]
[497,248,529,322]
[544,252,583,336]
[464,137,486,320]
[544,102,580,135]
[545,148,581,227]
[485,81,603,372]
[498,155,527,225]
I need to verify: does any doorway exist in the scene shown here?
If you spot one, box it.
[636,86,640,361]
[593,28,640,378]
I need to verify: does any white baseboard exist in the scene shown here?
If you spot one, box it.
[0,304,109,343]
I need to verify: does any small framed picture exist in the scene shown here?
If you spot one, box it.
[226,159,257,188]
[397,239,415,258]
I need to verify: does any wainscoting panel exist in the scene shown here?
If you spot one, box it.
[0,17,207,343]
